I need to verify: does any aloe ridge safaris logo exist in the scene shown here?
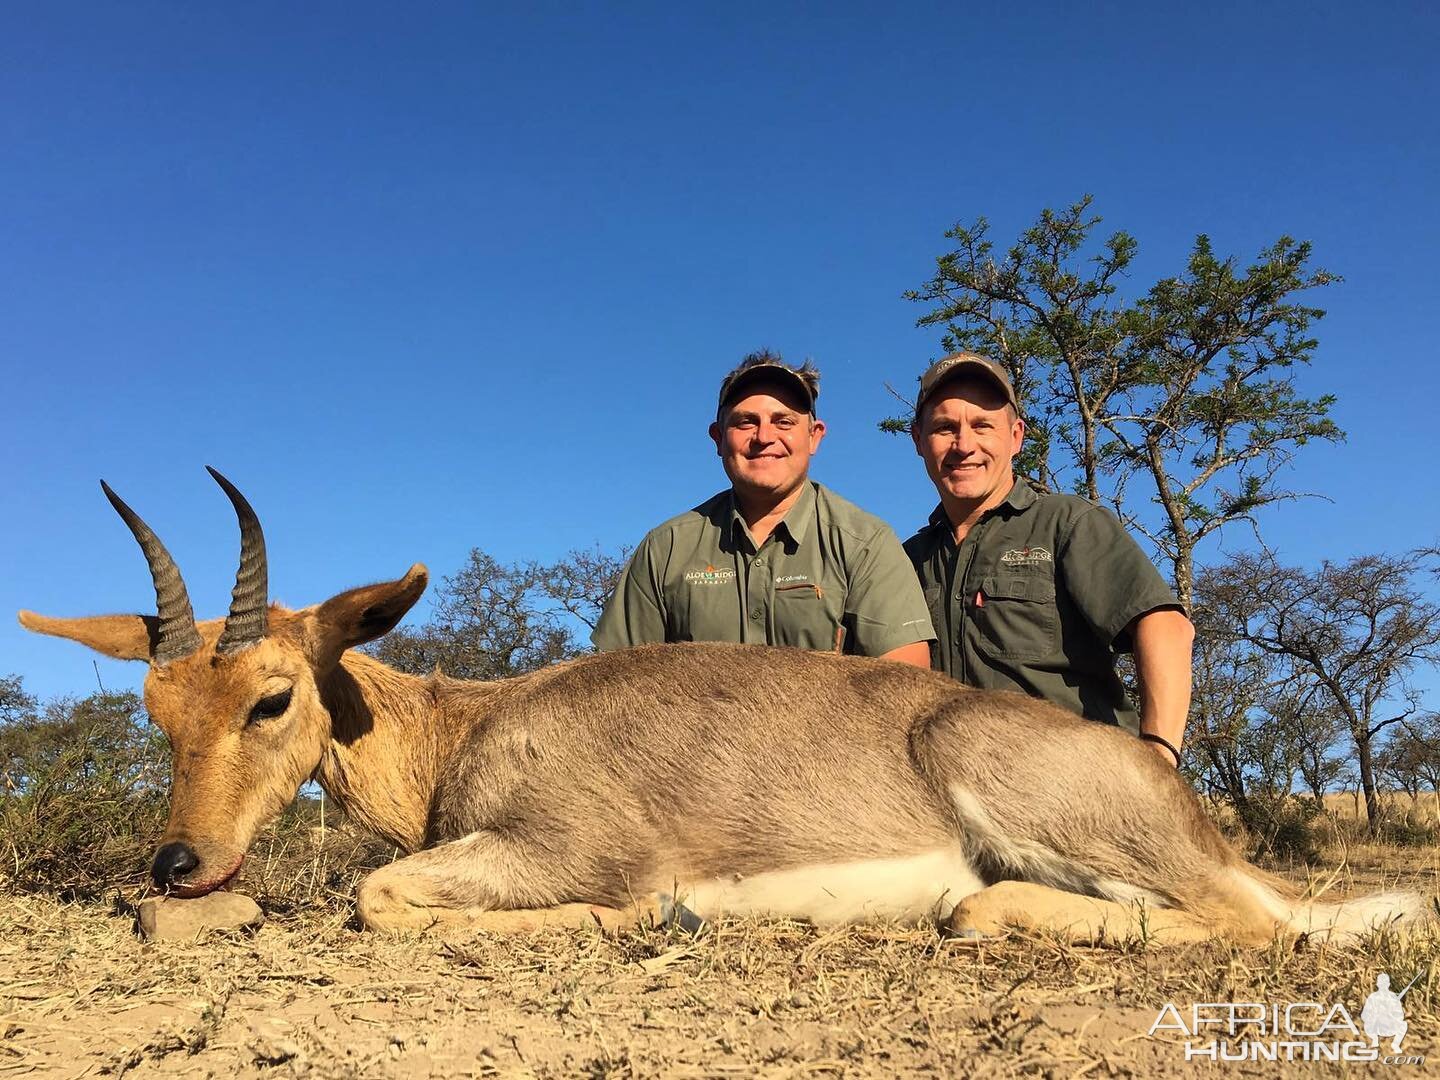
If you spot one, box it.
[683,565,736,586]
[999,547,1053,565]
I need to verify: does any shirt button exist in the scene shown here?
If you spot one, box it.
[750,608,763,621]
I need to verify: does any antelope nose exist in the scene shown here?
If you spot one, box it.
[151,842,200,889]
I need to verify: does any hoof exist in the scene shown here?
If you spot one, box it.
[941,923,994,942]
[657,894,707,934]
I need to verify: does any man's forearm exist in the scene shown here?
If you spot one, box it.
[881,640,933,668]
[1131,609,1195,762]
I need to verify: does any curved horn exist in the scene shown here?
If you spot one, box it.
[100,480,203,664]
[207,466,269,656]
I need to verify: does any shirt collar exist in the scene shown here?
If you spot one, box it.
[927,474,1039,533]
[728,481,817,553]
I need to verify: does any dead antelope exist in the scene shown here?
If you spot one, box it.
[18,470,1433,945]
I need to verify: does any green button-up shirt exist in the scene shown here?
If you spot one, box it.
[903,479,1182,730]
[594,482,936,656]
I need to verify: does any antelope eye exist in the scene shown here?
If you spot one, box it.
[248,689,293,724]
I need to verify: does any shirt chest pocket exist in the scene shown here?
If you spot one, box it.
[774,582,844,651]
[667,578,740,644]
[973,572,1058,660]
[922,582,944,621]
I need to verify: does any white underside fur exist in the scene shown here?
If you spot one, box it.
[663,848,985,926]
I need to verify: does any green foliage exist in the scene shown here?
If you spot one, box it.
[370,545,625,679]
[1379,715,1440,801]
[0,674,33,724]
[0,679,170,899]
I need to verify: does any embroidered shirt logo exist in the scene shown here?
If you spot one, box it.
[1000,547,1054,566]
[775,574,811,585]
[684,565,736,585]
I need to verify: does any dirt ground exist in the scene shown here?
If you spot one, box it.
[2,845,1438,1079]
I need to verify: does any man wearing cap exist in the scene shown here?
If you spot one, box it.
[594,350,935,664]
[904,352,1194,767]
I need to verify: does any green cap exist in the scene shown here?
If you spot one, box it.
[915,351,1018,416]
[717,354,819,419]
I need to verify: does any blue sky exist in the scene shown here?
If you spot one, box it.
[4,2,1438,701]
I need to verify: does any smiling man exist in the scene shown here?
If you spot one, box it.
[904,352,1194,766]
[593,351,934,664]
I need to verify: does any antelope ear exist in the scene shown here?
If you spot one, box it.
[308,564,428,667]
[18,611,159,661]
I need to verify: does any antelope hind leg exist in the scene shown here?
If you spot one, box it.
[945,880,1217,947]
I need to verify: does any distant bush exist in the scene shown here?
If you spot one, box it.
[1241,794,1325,864]
[0,682,169,899]
[1373,817,1439,848]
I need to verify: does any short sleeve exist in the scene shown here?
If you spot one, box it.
[591,534,668,651]
[842,527,938,657]
[1059,507,1182,651]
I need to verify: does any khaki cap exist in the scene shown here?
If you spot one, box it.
[915,351,1018,416]
[717,356,819,419]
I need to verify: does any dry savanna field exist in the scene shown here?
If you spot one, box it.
[2,808,1439,1080]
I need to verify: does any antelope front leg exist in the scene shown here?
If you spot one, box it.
[945,881,1218,947]
[354,830,664,933]
[368,900,656,934]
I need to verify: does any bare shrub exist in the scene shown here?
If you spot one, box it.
[240,797,398,914]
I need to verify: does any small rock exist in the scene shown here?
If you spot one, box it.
[249,1033,300,1066]
[136,892,265,941]
[248,1018,300,1066]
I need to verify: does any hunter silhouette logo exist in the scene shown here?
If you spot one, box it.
[1362,972,1416,1052]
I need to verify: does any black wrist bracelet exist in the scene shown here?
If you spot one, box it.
[1140,732,1182,768]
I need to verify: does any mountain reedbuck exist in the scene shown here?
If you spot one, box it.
[19,470,1433,944]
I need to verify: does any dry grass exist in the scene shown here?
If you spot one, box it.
[1,832,1438,1078]
[1321,791,1440,823]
